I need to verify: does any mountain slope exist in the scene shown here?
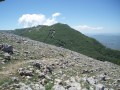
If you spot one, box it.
[13,23,120,65]
[0,32,120,90]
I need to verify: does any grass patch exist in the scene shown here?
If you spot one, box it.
[45,81,54,90]
[0,77,13,86]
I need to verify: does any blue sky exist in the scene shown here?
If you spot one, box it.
[0,0,120,34]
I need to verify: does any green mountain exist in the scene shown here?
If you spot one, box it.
[13,23,120,65]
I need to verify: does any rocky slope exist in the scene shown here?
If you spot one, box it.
[0,32,120,90]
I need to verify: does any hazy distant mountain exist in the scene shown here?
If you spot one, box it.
[88,34,120,51]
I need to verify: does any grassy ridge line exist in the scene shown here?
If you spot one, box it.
[13,23,120,65]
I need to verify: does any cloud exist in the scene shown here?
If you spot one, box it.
[73,25,103,30]
[43,18,57,26]
[18,13,61,28]
[18,14,46,28]
[73,25,103,34]
[52,13,61,17]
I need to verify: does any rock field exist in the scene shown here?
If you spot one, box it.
[0,32,120,90]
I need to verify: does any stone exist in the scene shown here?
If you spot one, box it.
[33,63,41,69]
[29,67,34,72]
[52,84,65,90]
[65,77,81,90]
[1,61,5,64]
[11,77,19,83]
[46,66,53,74]
[69,77,76,82]
[32,84,45,90]
[13,84,20,88]
[26,76,32,79]
[117,79,120,83]
[1,44,13,54]
[38,73,46,79]
[19,82,32,90]
[24,51,30,54]
[68,86,79,90]
[45,75,51,80]
[16,40,21,43]
[18,68,33,77]
[4,53,11,60]
[86,77,97,85]
[99,74,106,81]
[54,79,62,85]
[68,82,81,90]
[24,70,34,76]
[40,79,48,85]
[96,84,104,90]
[82,69,90,74]
[35,69,41,74]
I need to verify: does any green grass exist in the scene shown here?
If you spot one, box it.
[0,77,13,86]
[45,81,54,90]
[12,23,120,65]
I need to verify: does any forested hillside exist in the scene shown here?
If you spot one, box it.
[13,23,120,65]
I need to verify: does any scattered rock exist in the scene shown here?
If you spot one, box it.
[19,82,32,90]
[52,84,65,90]
[32,84,45,90]
[33,62,41,69]
[38,73,46,79]
[1,44,13,54]
[96,84,105,90]
[11,77,19,83]
[4,53,11,60]
[0,32,120,90]
[87,77,97,85]
[82,69,91,74]
[99,74,106,81]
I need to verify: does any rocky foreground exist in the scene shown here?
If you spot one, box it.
[0,32,120,90]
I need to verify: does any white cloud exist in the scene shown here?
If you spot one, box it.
[73,25,103,30]
[73,25,103,34]
[18,13,61,28]
[52,13,61,17]
[43,18,57,26]
[18,14,46,28]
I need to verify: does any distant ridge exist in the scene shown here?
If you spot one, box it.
[13,23,120,65]
[88,34,120,51]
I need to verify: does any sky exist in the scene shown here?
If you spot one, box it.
[0,0,120,34]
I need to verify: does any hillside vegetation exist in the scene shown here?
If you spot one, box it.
[13,23,120,65]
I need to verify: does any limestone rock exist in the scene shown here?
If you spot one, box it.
[52,84,65,90]
[4,53,11,60]
[1,44,13,54]
[96,84,104,90]
[31,84,45,90]
[19,82,32,90]
[87,77,97,85]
